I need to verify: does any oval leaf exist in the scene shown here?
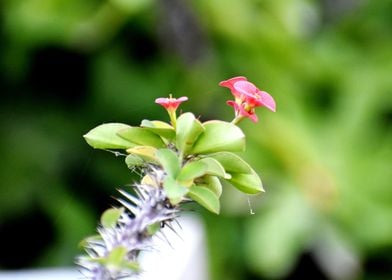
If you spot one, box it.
[198,157,230,178]
[176,113,205,155]
[125,154,144,169]
[208,152,252,173]
[177,161,208,184]
[191,121,245,154]
[127,146,158,162]
[203,175,223,197]
[117,127,165,148]
[156,149,181,178]
[163,176,188,205]
[141,120,175,140]
[83,123,135,150]
[228,170,264,194]
[188,185,220,214]
[100,207,124,228]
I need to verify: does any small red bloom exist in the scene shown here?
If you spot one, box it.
[220,76,276,123]
[155,96,188,111]
[233,81,276,112]
[227,100,259,122]
[219,76,247,98]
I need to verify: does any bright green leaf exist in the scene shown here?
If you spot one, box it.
[176,113,204,155]
[107,246,127,266]
[156,149,180,178]
[147,222,161,235]
[208,152,252,174]
[78,234,102,248]
[188,185,220,214]
[203,175,223,197]
[191,121,245,154]
[228,170,264,194]
[125,154,144,169]
[163,176,188,205]
[83,123,135,150]
[198,157,230,178]
[177,160,208,183]
[141,119,175,140]
[117,127,165,148]
[100,207,124,228]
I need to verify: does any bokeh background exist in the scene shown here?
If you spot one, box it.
[1,0,391,279]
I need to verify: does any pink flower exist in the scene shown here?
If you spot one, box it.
[233,81,276,112]
[219,76,276,123]
[155,96,188,111]
[227,100,259,122]
[219,76,247,98]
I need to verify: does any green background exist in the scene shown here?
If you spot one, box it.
[1,0,391,279]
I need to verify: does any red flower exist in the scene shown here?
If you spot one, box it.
[219,76,276,123]
[219,76,247,99]
[233,81,276,112]
[155,96,188,111]
[227,100,259,122]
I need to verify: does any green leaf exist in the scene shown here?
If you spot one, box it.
[191,121,245,154]
[188,185,220,214]
[107,246,127,266]
[83,123,135,150]
[125,154,144,168]
[141,120,175,140]
[122,260,140,272]
[177,160,208,183]
[100,208,124,228]
[127,146,158,162]
[78,234,102,248]
[156,149,181,178]
[117,127,165,148]
[176,113,205,155]
[198,157,230,178]
[203,175,223,197]
[228,170,264,194]
[147,222,161,235]
[208,152,252,174]
[163,176,188,205]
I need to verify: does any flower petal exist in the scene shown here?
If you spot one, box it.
[155,96,188,110]
[219,76,248,98]
[259,91,276,112]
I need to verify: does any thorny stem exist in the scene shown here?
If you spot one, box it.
[77,165,180,280]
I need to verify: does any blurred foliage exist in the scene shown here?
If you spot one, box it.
[1,0,391,279]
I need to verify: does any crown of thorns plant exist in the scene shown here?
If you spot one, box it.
[77,76,276,279]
